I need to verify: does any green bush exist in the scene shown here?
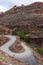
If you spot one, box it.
[12,31,25,35]
[12,31,30,35]
[12,31,30,43]
[0,57,5,61]
[37,48,43,56]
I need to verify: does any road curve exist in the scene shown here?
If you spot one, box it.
[0,35,38,65]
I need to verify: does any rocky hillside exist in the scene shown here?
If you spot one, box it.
[5,2,43,14]
[0,2,43,33]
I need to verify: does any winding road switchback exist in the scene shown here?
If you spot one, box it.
[0,35,39,65]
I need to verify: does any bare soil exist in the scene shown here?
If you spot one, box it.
[10,40,25,53]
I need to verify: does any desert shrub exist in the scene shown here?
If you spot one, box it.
[12,31,25,35]
[0,57,5,61]
[37,47,43,56]
[12,31,30,42]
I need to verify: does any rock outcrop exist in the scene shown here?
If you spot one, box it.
[0,25,12,34]
[0,2,43,33]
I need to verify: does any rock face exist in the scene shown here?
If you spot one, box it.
[0,36,9,46]
[0,25,12,35]
[26,33,43,47]
[0,2,43,33]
